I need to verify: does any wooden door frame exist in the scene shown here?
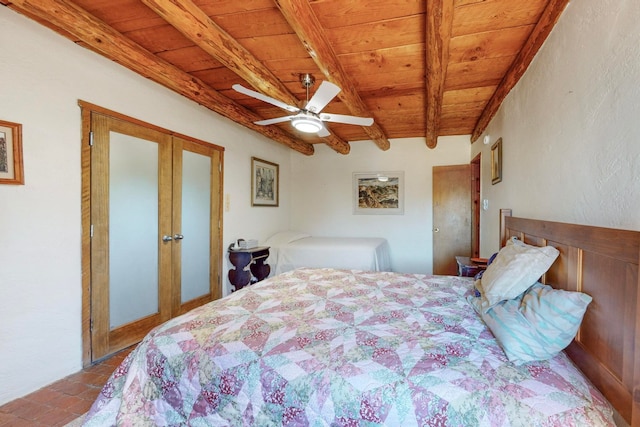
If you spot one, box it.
[79,100,224,367]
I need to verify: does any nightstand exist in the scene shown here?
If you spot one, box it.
[228,246,270,291]
[455,256,488,278]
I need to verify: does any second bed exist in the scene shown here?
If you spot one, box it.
[264,231,392,275]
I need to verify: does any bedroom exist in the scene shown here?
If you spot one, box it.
[0,0,638,423]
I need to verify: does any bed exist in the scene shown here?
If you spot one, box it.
[264,231,392,275]
[82,214,640,426]
[498,210,639,426]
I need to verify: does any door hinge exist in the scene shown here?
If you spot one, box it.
[90,224,94,238]
[89,131,94,146]
[90,319,94,331]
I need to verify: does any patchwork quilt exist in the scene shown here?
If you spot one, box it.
[84,268,614,426]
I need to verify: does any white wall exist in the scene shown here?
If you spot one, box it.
[290,137,470,274]
[0,7,291,405]
[471,0,640,257]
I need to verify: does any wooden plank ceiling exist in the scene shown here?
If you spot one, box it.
[2,0,569,155]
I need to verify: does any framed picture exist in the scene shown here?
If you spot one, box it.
[491,138,502,185]
[0,120,24,185]
[251,157,279,206]
[353,171,404,215]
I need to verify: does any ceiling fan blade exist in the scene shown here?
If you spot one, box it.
[319,113,374,127]
[254,116,294,126]
[305,81,341,113]
[317,125,330,138]
[232,84,299,113]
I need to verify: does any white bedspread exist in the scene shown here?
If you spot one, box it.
[265,232,391,275]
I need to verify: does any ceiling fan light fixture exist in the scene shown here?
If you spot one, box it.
[291,115,323,133]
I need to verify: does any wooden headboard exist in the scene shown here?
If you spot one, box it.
[499,209,640,426]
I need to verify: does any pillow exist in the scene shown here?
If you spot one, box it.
[478,237,559,312]
[468,282,592,364]
[264,231,311,246]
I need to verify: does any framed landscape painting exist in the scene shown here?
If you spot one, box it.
[353,171,404,215]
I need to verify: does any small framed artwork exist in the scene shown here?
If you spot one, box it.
[0,120,24,185]
[491,138,502,185]
[353,171,404,215]
[251,157,279,206]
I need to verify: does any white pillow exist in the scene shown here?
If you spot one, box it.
[264,231,311,246]
[479,237,559,312]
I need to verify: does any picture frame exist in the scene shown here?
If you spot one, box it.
[491,138,502,185]
[251,157,279,207]
[353,171,404,215]
[0,120,24,185]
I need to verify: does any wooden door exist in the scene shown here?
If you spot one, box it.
[90,113,174,361]
[86,112,224,363]
[470,154,481,258]
[432,164,472,275]
[171,136,223,316]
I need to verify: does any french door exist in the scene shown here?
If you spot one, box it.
[82,104,223,363]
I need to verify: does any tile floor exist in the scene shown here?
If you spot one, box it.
[0,346,134,426]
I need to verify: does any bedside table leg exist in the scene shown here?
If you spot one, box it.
[250,258,270,283]
[228,251,252,291]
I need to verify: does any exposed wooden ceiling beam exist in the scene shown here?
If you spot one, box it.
[5,0,315,155]
[425,0,454,149]
[140,0,350,155]
[274,0,391,151]
[470,0,571,142]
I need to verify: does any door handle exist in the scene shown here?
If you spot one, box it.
[162,235,173,242]
[174,234,184,241]
[433,228,440,233]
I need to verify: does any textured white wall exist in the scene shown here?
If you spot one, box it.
[0,7,291,405]
[290,137,471,274]
[471,0,640,256]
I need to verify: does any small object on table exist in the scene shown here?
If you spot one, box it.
[228,246,270,291]
[455,256,488,278]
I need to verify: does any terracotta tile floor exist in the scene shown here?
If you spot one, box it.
[0,346,134,427]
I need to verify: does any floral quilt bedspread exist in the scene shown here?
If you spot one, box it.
[84,268,614,426]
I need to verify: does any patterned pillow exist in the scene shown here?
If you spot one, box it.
[478,237,559,313]
[468,282,592,364]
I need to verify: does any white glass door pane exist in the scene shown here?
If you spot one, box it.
[181,150,211,302]
[109,131,159,328]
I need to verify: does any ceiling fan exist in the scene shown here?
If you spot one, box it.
[232,74,374,137]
